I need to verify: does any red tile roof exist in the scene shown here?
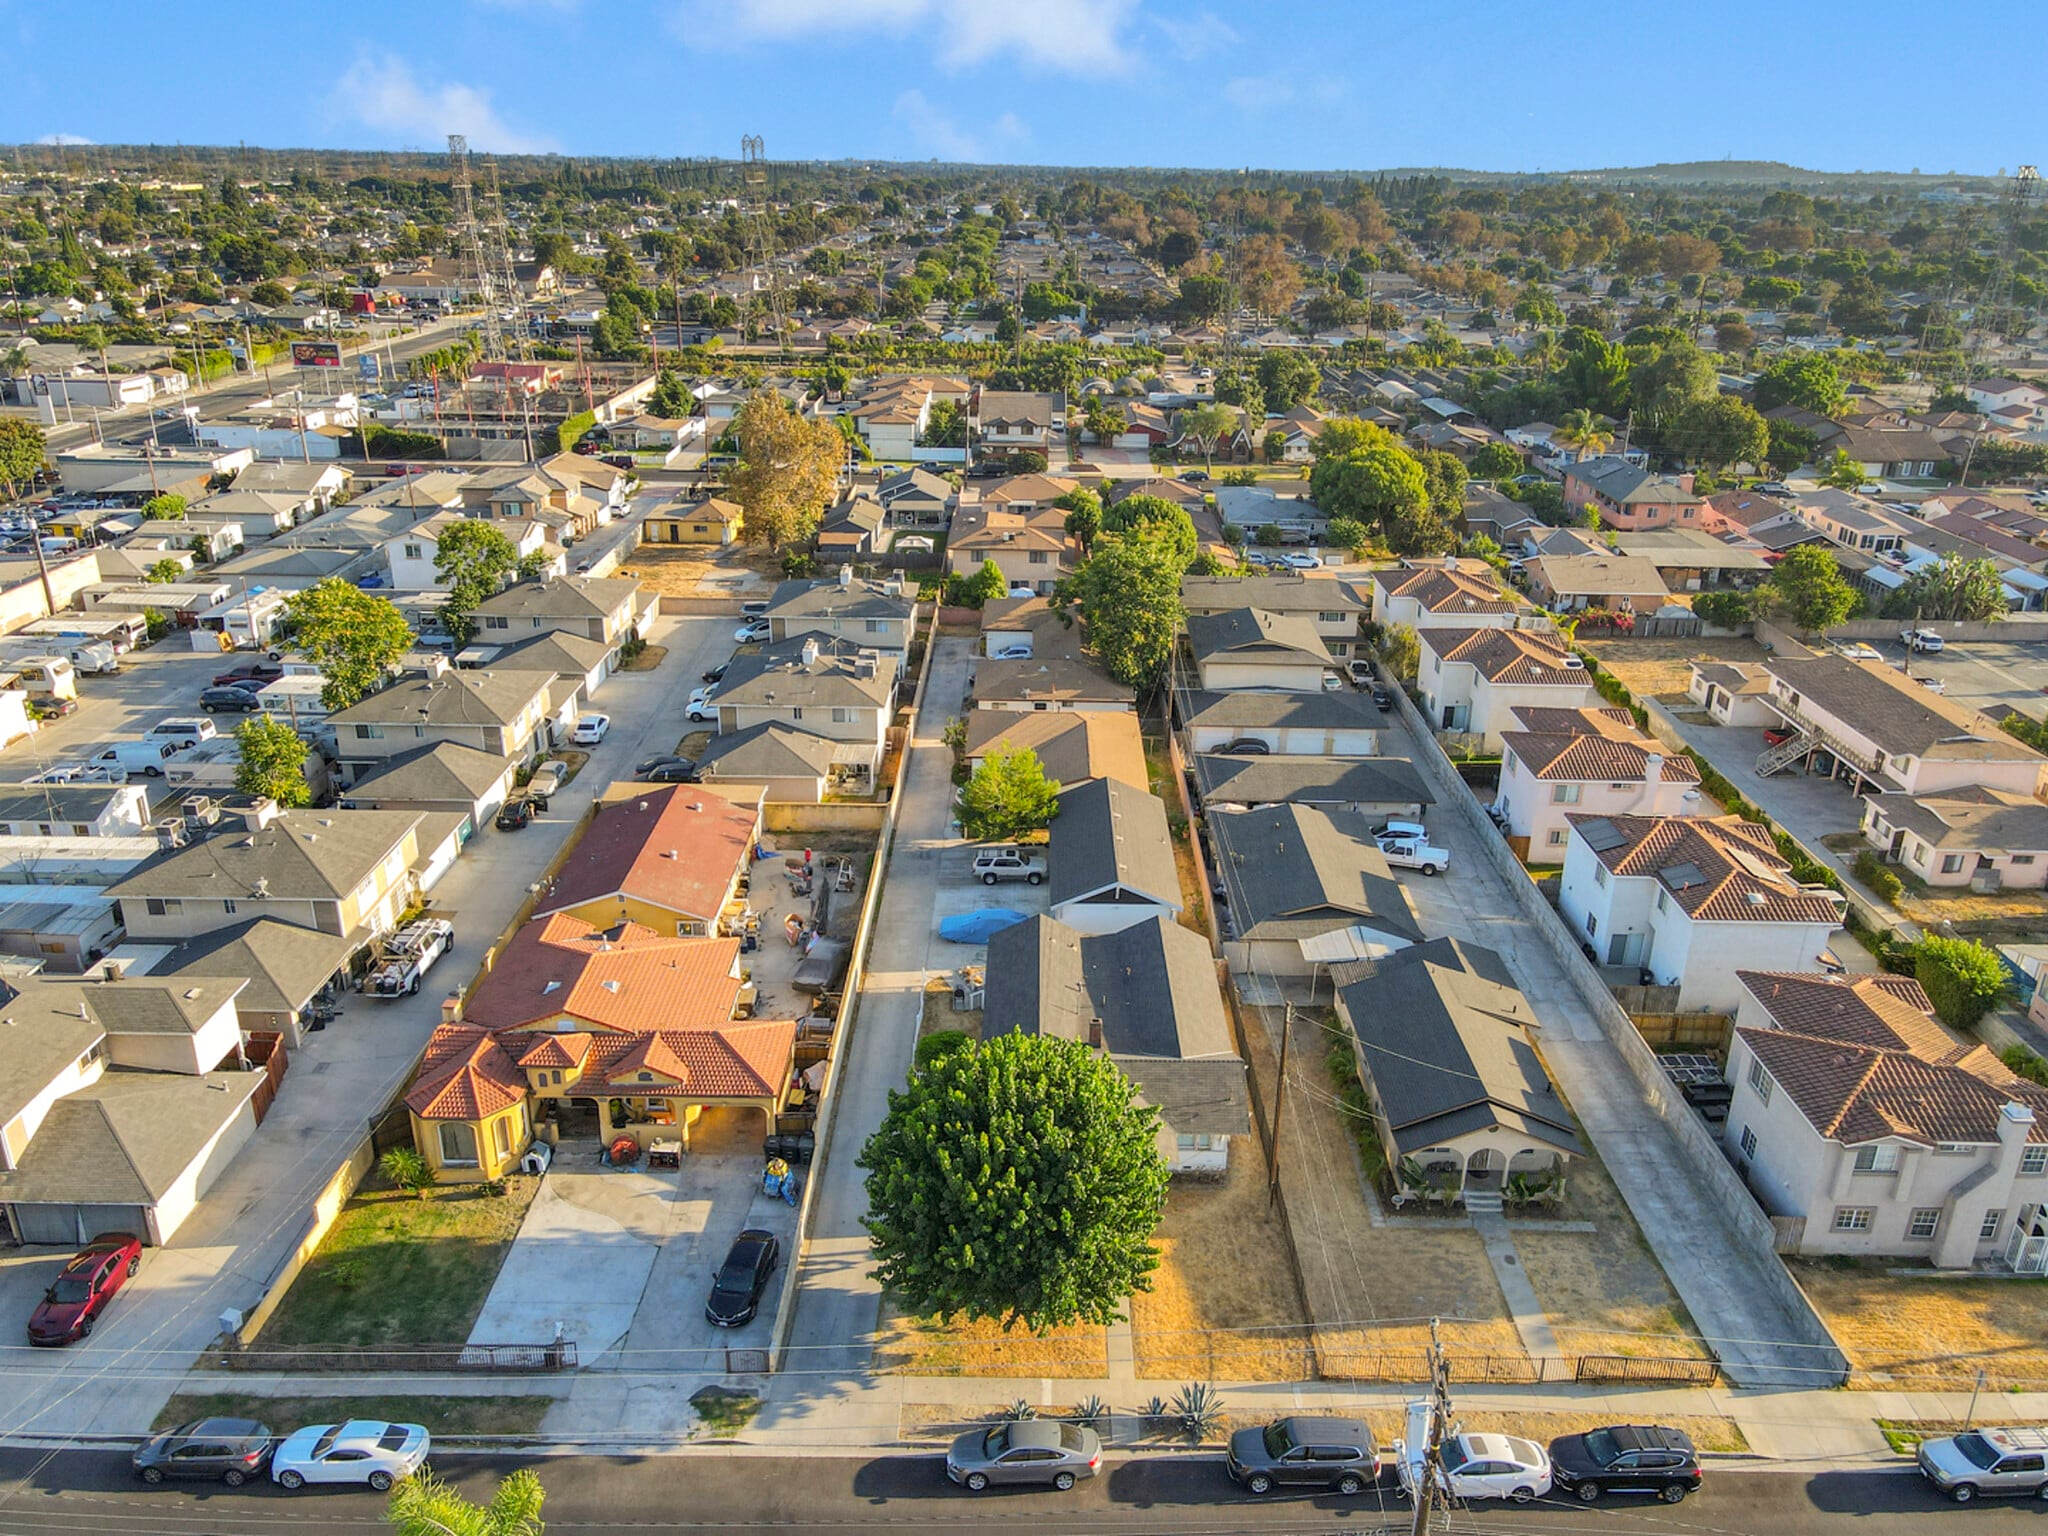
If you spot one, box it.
[1569,813,1844,924]
[1741,1023,2048,1147]
[406,1025,527,1121]
[509,1021,797,1101]
[1423,626,1591,686]
[514,1031,592,1069]
[466,913,743,1034]
[1501,706,1700,784]
[1737,971,1954,1056]
[1373,562,1517,615]
[539,786,759,925]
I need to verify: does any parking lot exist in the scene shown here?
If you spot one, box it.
[1843,633,2048,720]
[0,642,233,798]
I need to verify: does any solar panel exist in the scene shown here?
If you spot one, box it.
[1578,817,1627,853]
[1658,862,1706,890]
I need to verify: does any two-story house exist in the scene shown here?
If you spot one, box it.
[1792,488,1906,556]
[1558,813,1845,1008]
[1186,607,1336,693]
[1370,559,1523,631]
[1418,627,1597,747]
[1861,785,2048,890]
[765,572,917,658]
[876,467,954,526]
[1496,705,1704,856]
[1181,574,1366,660]
[847,375,970,461]
[714,636,901,782]
[1757,655,2048,798]
[1726,969,2048,1269]
[1561,457,1704,531]
[383,512,549,592]
[972,389,1066,456]
[327,670,556,784]
[945,503,1077,596]
[535,785,760,938]
[470,575,647,648]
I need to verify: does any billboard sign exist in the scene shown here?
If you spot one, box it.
[359,354,381,383]
[291,340,343,369]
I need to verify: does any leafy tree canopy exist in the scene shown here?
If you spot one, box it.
[282,579,413,710]
[233,715,311,808]
[957,745,1061,842]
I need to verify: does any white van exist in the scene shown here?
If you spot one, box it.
[88,739,186,777]
[148,717,218,748]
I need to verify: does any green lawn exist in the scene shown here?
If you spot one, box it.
[257,1175,537,1349]
[155,1393,552,1439]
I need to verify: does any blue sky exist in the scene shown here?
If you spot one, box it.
[2,0,2033,176]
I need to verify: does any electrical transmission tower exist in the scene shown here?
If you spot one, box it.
[740,135,787,356]
[1975,164,2039,364]
[447,133,504,363]
[480,157,526,359]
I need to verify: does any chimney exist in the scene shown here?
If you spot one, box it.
[441,995,463,1025]
[1087,1017,1103,1049]
[801,637,821,667]
[839,563,854,589]
[1644,753,1663,785]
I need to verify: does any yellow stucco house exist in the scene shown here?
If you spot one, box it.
[645,496,744,547]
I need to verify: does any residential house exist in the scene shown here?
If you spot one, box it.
[140,918,355,1048]
[1793,489,1906,555]
[715,636,901,783]
[471,575,646,647]
[342,742,521,833]
[1497,706,1705,856]
[644,496,743,546]
[972,389,1066,455]
[183,489,304,541]
[455,629,617,712]
[696,723,846,803]
[106,800,431,945]
[1610,528,1771,591]
[1725,969,2048,1267]
[1334,938,1582,1203]
[1191,755,1432,821]
[1046,777,1183,935]
[1371,559,1523,631]
[1186,607,1336,693]
[0,974,270,1246]
[977,594,1073,661]
[1758,655,2048,797]
[383,511,548,591]
[815,495,886,560]
[0,782,149,839]
[847,375,970,460]
[1181,574,1366,660]
[1175,688,1381,756]
[327,669,556,785]
[1861,786,2048,890]
[766,573,917,657]
[974,474,1085,514]
[1418,627,1597,747]
[1561,457,1705,531]
[534,785,760,938]
[1209,803,1423,978]
[1687,660,1780,727]
[1828,424,1952,479]
[945,503,1076,596]
[1521,553,1670,613]
[1966,377,2048,429]
[464,914,744,1036]
[1558,813,1845,1007]
[876,467,953,526]
[232,461,349,510]
[984,914,1249,1173]
[973,656,1134,714]
[963,710,1149,790]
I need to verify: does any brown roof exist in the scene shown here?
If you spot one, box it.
[557,1021,795,1100]
[514,1031,593,1069]
[405,1025,527,1120]
[1738,971,1955,1055]
[1422,626,1590,686]
[1502,721,1700,783]
[963,709,1149,789]
[1568,812,1843,924]
[1373,561,1518,615]
[466,914,743,1033]
[538,786,758,924]
[1766,656,2047,764]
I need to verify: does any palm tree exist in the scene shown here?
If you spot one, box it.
[387,1468,545,1536]
[1553,408,1614,460]
[76,323,111,382]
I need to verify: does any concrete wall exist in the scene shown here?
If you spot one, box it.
[1384,677,1851,1384]
[762,800,889,835]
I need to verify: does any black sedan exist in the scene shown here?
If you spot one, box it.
[494,798,534,831]
[705,1229,779,1326]
[1548,1424,1701,1503]
[701,662,728,685]
[644,760,701,784]
[133,1418,276,1486]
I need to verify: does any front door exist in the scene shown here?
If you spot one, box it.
[1465,1148,1501,1187]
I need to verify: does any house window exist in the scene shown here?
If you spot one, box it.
[789,707,803,720]
[2014,855,2037,867]
[2022,1146,2048,1176]
[486,616,509,630]
[1593,864,1608,888]
[831,707,855,724]
[437,1122,479,1167]
[864,619,886,634]
[1981,1208,2006,1241]
[1548,829,1567,846]
[223,899,237,914]
[1318,612,1346,624]
[36,823,50,836]
[1552,783,1581,804]
[1911,841,1929,867]
[1852,1144,1899,1173]
[550,1069,562,1086]
[1739,1124,1757,1159]
[1747,1056,1772,1104]
[1029,550,1049,564]
[70,824,89,836]
[493,1116,513,1158]
[1908,1208,1941,1239]
[355,724,384,740]
[1832,1207,1874,1232]
[403,543,423,560]
[1655,886,1669,914]
[972,551,986,563]
[144,897,183,916]
[1584,911,1598,937]
[1941,854,1965,875]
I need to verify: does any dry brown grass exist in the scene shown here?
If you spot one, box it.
[1791,1259,2048,1388]
[919,975,982,1042]
[1520,1155,1709,1361]
[1354,1408,1746,1454]
[620,544,779,597]
[1584,635,1769,701]
[1131,1155,1314,1381]
[876,1305,1110,1378]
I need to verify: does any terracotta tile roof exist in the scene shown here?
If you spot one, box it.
[1737,971,1956,1057]
[514,1031,592,1069]
[405,1025,526,1120]
[1741,1023,2048,1147]
[1510,705,1637,735]
[559,1021,796,1100]
[1501,706,1698,784]
[1569,813,1843,924]
[538,786,758,925]
[466,913,743,1034]
[1372,562,1517,615]
[1422,626,1591,686]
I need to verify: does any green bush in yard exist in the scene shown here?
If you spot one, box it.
[2001,1046,2048,1087]
[1853,850,1904,906]
[1912,935,2010,1029]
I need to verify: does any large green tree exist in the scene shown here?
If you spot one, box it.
[1913,936,2009,1030]
[233,716,311,808]
[1883,553,2007,622]
[434,519,521,646]
[1177,402,1241,473]
[859,1033,1169,1332]
[1765,545,1858,634]
[1311,444,1450,555]
[1628,341,1718,437]
[1055,487,1102,556]
[1059,524,1186,692]
[0,418,47,497]
[1466,442,1524,481]
[730,389,845,552]
[1101,493,1197,567]
[1256,350,1319,412]
[1664,395,1769,472]
[282,578,413,710]
[957,745,1061,842]
[1751,353,1847,418]
[387,1468,545,1536]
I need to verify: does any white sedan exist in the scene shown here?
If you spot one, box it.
[271,1421,429,1492]
[734,619,771,642]
[570,714,610,746]
[1378,835,1450,875]
[688,688,717,721]
[1281,551,1322,570]
[1396,1403,1551,1504]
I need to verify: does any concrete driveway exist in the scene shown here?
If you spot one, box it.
[0,642,233,794]
[928,844,1050,961]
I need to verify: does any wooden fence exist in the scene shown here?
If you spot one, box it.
[1633,1011,1735,1051]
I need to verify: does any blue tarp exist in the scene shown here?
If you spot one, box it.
[938,908,1030,944]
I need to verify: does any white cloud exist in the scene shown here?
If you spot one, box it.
[891,90,1025,161]
[336,55,556,153]
[35,132,94,146]
[716,0,1138,75]
[1152,9,1235,60]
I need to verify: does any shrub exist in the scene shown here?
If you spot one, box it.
[1692,589,1754,628]
[1853,850,1904,906]
[2002,1046,2048,1087]
[378,1145,434,1198]
[1913,934,2010,1029]
[1254,524,1285,547]
[914,1030,971,1071]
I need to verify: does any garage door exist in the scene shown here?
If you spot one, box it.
[8,1204,148,1247]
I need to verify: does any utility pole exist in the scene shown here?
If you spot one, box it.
[1409,1318,1454,1536]
[1267,1002,1293,1210]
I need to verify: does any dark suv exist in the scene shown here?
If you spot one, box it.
[1226,1416,1380,1495]
[1547,1424,1700,1503]
[133,1418,277,1485]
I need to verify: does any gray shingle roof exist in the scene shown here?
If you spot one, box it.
[698,722,844,779]
[1208,804,1423,946]
[1048,778,1182,912]
[346,742,517,804]
[1766,656,2045,763]
[0,1068,268,1205]
[716,635,898,710]
[474,575,639,622]
[106,810,424,904]
[765,576,914,622]
[1175,688,1381,731]
[152,918,357,1015]
[327,670,548,728]
[1192,754,1433,810]
[1185,607,1334,667]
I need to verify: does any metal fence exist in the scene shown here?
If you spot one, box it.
[212,1339,578,1372]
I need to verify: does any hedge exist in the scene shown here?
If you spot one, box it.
[1853,849,1904,906]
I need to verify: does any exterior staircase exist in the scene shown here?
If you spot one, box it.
[1754,730,1817,777]
[1462,1189,1504,1215]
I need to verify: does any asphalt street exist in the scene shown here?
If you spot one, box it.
[0,1448,2028,1535]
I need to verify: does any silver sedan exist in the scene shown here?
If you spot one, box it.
[945,1420,1102,1492]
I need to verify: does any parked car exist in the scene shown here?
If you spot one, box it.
[1180,469,1210,483]
[1548,1424,1701,1503]
[213,661,286,688]
[528,759,570,800]
[1378,835,1450,875]
[1902,628,1946,653]
[570,713,611,746]
[1916,1424,2048,1502]
[973,846,1046,886]
[1348,658,1375,682]
[31,696,77,719]
[133,1418,277,1486]
[494,797,534,831]
[1396,1403,1552,1504]
[1836,643,1882,662]
[1371,686,1394,712]
[147,716,217,747]
[1281,551,1321,570]
[740,599,770,617]
[946,1421,1102,1492]
[271,1421,429,1492]
[643,760,701,784]
[702,662,729,685]
[27,1232,142,1345]
[1227,1417,1380,1495]
[734,619,772,643]
[1755,481,1793,498]
[1370,818,1428,842]
[1218,738,1271,755]
[704,1228,780,1327]
[367,918,456,997]
[988,643,1031,659]
[198,686,264,714]
[688,688,717,721]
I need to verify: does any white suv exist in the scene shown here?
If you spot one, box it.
[1917,1425,2048,1503]
[971,847,1046,886]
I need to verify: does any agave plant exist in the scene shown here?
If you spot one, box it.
[1003,1398,1036,1422]
[1172,1381,1225,1443]
[1073,1394,1108,1431]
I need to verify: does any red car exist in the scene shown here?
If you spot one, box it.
[28,1233,142,1345]
[213,661,285,689]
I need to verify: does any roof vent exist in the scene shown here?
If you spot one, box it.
[601,979,620,993]
[543,980,561,993]
[1745,890,1769,906]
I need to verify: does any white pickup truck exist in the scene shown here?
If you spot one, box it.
[367,918,456,997]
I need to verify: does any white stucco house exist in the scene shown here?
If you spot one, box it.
[1418,626,1598,748]
[1860,786,2048,890]
[1371,558,1524,631]
[1496,705,1706,857]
